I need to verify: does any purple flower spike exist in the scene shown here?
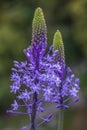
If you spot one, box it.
[7,7,80,130]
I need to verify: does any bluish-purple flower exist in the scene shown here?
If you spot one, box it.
[7,7,80,130]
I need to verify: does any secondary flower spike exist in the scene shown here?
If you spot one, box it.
[7,7,80,130]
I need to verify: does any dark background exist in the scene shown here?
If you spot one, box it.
[0,0,87,130]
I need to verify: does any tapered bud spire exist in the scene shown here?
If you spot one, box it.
[53,30,65,64]
[32,7,47,45]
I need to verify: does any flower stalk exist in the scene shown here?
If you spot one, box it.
[58,82,64,130]
[30,92,37,130]
[58,108,64,130]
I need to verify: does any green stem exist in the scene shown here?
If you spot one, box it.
[58,108,64,130]
[30,92,37,130]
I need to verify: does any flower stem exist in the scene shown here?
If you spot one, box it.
[58,108,64,130]
[30,92,37,130]
[58,81,64,130]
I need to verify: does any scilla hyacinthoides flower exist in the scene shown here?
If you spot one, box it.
[7,7,80,130]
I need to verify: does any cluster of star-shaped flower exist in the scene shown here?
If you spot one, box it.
[7,41,80,119]
[7,7,80,130]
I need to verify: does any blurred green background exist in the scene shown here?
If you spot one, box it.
[0,0,87,130]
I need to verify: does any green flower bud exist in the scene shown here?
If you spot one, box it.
[53,30,65,63]
[32,7,47,44]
